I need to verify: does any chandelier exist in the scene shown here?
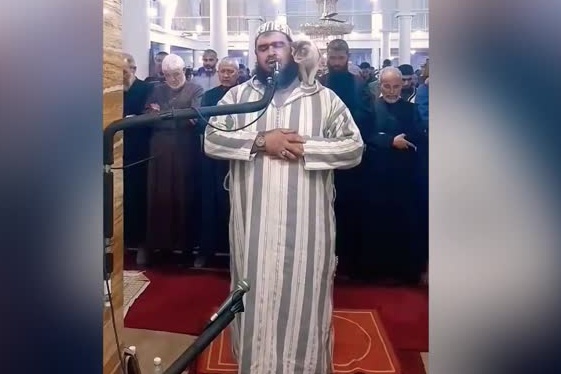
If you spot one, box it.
[299,0,354,40]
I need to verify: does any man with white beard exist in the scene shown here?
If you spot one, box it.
[359,66,426,285]
[137,54,204,266]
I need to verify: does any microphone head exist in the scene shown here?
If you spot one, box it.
[267,60,280,76]
[237,279,251,292]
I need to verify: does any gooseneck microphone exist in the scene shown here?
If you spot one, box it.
[210,279,250,323]
[163,279,252,374]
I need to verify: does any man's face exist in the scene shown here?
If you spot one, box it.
[155,54,166,74]
[380,73,403,103]
[123,59,136,90]
[327,49,348,72]
[360,68,370,80]
[163,68,186,89]
[255,32,292,72]
[218,63,239,87]
[402,74,413,89]
[202,53,218,70]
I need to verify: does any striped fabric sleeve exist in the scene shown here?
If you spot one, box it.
[203,88,259,161]
[302,95,364,171]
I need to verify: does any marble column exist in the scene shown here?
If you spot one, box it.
[103,1,124,374]
[275,0,287,24]
[122,0,150,79]
[397,12,413,65]
[371,46,380,68]
[246,0,262,72]
[370,2,382,68]
[397,0,414,65]
[161,0,178,54]
[380,11,392,62]
[210,0,228,59]
[193,50,205,69]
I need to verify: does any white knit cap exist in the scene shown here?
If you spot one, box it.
[255,21,293,41]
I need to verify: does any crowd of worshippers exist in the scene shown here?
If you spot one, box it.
[122,39,429,285]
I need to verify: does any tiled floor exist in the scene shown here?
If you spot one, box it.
[122,328,196,373]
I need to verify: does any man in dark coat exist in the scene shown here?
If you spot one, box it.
[193,57,241,268]
[139,54,204,266]
[360,66,427,284]
[398,64,418,103]
[318,39,371,278]
[122,53,153,251]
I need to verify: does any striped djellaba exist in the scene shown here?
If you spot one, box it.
[204,77,364,374]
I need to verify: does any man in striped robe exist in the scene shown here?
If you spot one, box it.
[204,21,364,374]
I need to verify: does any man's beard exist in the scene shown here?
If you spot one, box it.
[166,76,186,90]
[327,63,348,76]
[383,95,401,104]
[123,75,135,91]
[255,59,299,89]
[203,66,215,75]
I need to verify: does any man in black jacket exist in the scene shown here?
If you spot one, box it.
[318,39,371,278]
[194,57,241,268]
[360,66,427,284]
[122,53,153,252]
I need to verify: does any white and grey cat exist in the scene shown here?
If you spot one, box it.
[291,40,321,86]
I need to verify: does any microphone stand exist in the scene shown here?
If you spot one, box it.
[102,77,275,277]
[163,297,245,374]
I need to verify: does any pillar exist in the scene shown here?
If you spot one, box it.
[397,0,414,65]
[397,12,413,65]
[371,1,382,68]
[103,1,125,372]
[122,0,151,79]
[193,50,205,69]
[160,0,177,55]
[210,0,228,59]
[275,0,287,24]
[246,0,262,72]
[380,11,392,62]
[371,46,380,68]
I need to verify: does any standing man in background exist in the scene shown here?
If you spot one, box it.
[145,51,168,83]
[122,53,153,253]
[195,57,241,268]
[192,49,220,91]
[138,54,204,266]
[319,39,371,278]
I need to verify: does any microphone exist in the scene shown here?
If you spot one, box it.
[210,279,250,322]
[163,280,250,374]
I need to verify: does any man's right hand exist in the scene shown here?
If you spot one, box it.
[147,103,160,112]
[263,129,306,160]
[393,133,416,151]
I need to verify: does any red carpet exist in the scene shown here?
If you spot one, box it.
[124,269,427,373]
[195,309,401,374]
